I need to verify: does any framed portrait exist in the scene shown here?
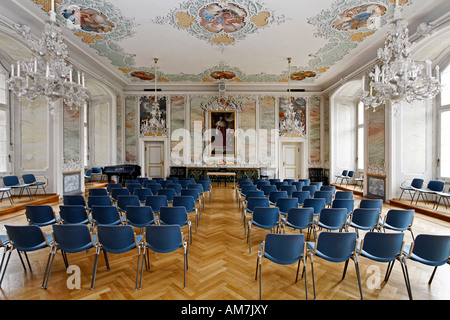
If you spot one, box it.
[210,111,235,156]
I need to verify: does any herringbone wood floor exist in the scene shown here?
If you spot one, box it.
[0,184,449,301]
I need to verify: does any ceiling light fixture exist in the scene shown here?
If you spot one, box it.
[361,0,441,113]
[7,0,88,115]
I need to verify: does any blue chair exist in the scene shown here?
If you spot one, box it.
[334,191,353,199]
[359,199,383,214]
[111,188,130,203]
[181,189,202,218]
[137,177,149,185]
[188,183,204,209]
[148,184,163,195]
[341,171,354,185]
[134,188,152,204]
[116,195,140,215]
[433,186,450,210]
[280,185,296,197]
[292,191,310,206]
[88,188,108,196]
[22,174,46,195]
[331,199,354,217]
[198,179,212,203]
[282,207,315,240]
[173,196,198,234]
[126,183,142,194]
[269,178,280,185]
[298,179,310,186]
[244,197,270,234]
[125,205,155,233]
[239,184,257,207]
[256,180,270,190]
[3,175,33,200]
[313,191,333,207]
[166,183,182,196]
[403,234,450,294]
[379,209,415,240]
[334,170,348,183]
[276,197,298,216]
[143,180,157,188]
[247,207,280,254]
[142,225,188,288]
[320,185,336,195]
[84,169,92,185]
[292,181,305,192]
[63,194,86,206]
[1,225,54,287]
[268,191,287,206]
[59,205,91,225]
[0,187,14,204]
[236,180,253,202]
[283,179,295,185]
[310,181,322,190]
[357,232,410,300]
[87,195,112,211]
[302,185,317,197]
[179,180,191,190]
[166,177,179,184]
[346,208,380,237]
[261,185,277,198]
[42,224,97,289]
[315,208,347,232]
[158,188,176,204]
[25,205,60,226]
[399,178,424,201]
[256,233,307,300]
[412,180,445,205]
[303,198,325,216]
[275,181,288,190]
[145,195,168,215]
[91,205,126,227]
[159,206,192,246]
[307,231,362,300]
[242,190,264,214]
[93,225,144,290]
[152,178,164,183]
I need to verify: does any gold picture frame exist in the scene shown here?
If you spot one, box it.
[210,111,236,156]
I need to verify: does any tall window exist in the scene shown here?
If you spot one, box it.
[0,69,9,173]
[439,63,450,179]
[357,101,365,170]
[84,102,89,167]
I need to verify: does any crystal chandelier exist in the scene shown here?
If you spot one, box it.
[279,57,305,136]
[361,1,441,113]
[7,0,88,115]
[140,58,167,136]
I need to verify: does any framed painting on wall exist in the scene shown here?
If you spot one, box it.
[210,111,235,156]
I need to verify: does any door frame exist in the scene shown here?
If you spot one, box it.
[278,138,307,180]
[139,136,169,178]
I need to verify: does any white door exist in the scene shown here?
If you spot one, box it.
[281,143,299,180]
[145,142,164,178]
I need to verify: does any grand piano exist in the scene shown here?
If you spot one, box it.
[102,165,141,184]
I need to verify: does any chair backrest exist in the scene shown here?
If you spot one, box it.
[91,167,102,174]
[143,180,157,187]
[298,179,310,186]
[91,205,122,225]
[334,191,353,199]
[181,188,199,201]
[410,178,424,189]
[347,171,354,178]
[5,224,50,252]
[280,185,296,197]
[59,205,89,224]
[173,195,195,212]
[111,188,130,201]
[145,225,183,253]
[25,205,57,226]
[126,205,154,227]
[261,185,277,197]
[291,181,305,191]
[22,174,37,184]
[3,175,20,187]
[314,232,357,263]
[263,233,305,264]
[331,199,354,216]
[241,184,257,195]
[52,224,94,253]
[159,206,188,227]
[117,195,140,212]
[427,180,445,192]
[320,185,335,194]
[268,178,280,185]
[245,190,264,200]
[310,182,323,190]
[126,183,142,193]
[134,188,152,202]
[63,194,86,206]
[275,181,288,190]
[137,177,149,185]
[283,179,295,185]
[292,191,310,206]
[158,188,176,202]
[303,198,325,215]
[166,183,182,195]
[88,188,108,196]
[247,197,270,211]
[87,195,112,209]
[97,225,137,254]
[197,180,211,192]
[84,169,92,178]
[384,209,415,230]
[302,185,317,197]
[313,191,333,205]
[359,199,383,213]
[409,234,450,266]
[179,180,191,189]
[188,183,203,195]
[256,181,270,190]
[145,195,168,213]
[350,208,380,230]
[361,232,404,262]
[148,184,163,195]
[286,207,314,230]
[252,207,280,228]
[317,208,347,230]
[268,191,288,204]
[276,197,298,214]
[340,170,348,177]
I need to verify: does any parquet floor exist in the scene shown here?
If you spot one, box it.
[0,184,449,302]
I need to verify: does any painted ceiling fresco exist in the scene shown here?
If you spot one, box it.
[28,0,418,85]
